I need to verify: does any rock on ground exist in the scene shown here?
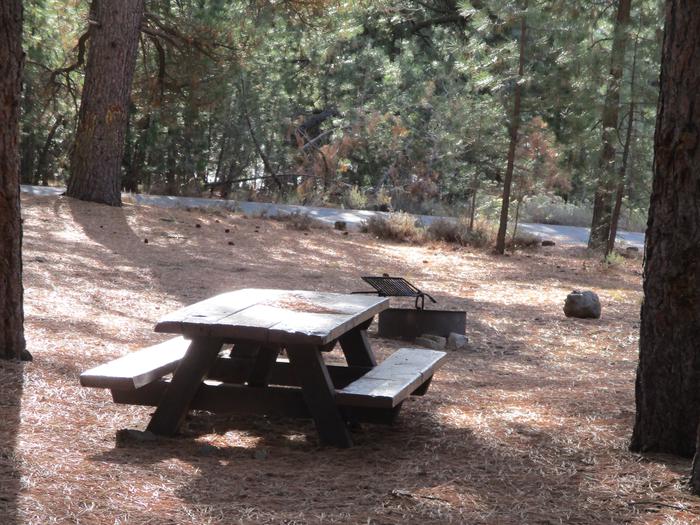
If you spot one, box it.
[447,333,469,350]
[564,290,601,319]
[415,334,447,350]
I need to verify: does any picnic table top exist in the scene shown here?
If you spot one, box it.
[155,288,389,345]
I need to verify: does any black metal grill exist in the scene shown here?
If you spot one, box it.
[355,276,436,310]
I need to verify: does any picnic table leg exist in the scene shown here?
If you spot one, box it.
[339,319,377,367]
[146,337,223,436]
[246,345,280,387]
[228,343,281,387]
[286,345,353,448]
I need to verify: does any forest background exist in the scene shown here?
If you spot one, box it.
[22,0,662,234]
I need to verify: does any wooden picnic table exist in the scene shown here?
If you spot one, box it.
[81,288,447,448]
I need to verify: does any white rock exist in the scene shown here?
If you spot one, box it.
[447,333,469,350]
[415,335,447,350]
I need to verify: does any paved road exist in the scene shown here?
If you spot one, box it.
[21,185,645,249]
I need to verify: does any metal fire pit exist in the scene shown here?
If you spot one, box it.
[354,276,466,340]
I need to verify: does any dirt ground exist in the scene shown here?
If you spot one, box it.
[1,193,698,525]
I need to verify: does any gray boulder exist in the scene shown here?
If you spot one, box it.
[415,334,447,350]
[564,290,601,319]
[446,333,469,350]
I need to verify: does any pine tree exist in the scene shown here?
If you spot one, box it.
[0,0,28,360]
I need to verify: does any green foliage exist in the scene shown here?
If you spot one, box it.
[343,185,368,210]
[604,250,625,267]
[21,0,660,230]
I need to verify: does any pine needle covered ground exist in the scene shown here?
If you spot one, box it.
[1,193,697,524]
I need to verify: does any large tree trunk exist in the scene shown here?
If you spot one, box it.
[0,0,27,361]
[67,0,144,206]
[495,1,527,255]
[630,0,700,480]
[588,0,632,251]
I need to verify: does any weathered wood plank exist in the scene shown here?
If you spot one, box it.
[79,337,190,391]
[154,289,284,334]
[336,348,447,409]
[363,348,448,380]
[282,290,387,315]
[112,379,402,424]
[267,310,351,344]
[146,337,223,436]
[154,289,389,345]
[286,345,353,447]
[411,376,433,396]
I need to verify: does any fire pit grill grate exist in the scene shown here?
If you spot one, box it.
[355,276,436,310]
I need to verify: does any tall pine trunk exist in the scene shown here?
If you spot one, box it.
[495,2,527,255]
[0,0,27,360]
[67,0,144,206]
[588,0,632,251]
[35,116,64,187]
[630,0,700,474]
[606,37,640,257]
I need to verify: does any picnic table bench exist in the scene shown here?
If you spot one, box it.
[80,288,447,447]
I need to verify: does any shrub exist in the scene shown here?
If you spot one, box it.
[426,217,494,248]
[426,218,462,243]
[343,185,368,210]
[604,251,625,267]
[274,211,315,231]
[467,219,494,248]
[364,212,424,242]
[371,187,393,211]
[508,231,542,249]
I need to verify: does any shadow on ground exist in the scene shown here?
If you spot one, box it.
[90,405,633,524]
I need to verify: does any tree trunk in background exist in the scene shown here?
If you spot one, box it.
[468,176,478,231]
[588,0,632,251]
[629,0,700,492]
[0,0,28,361]
[21,131,36,185]
[35,116,64,186]
[67,0,144,206]
[606,19,640,258]
[495,1,527,255]
[124,123,148,193]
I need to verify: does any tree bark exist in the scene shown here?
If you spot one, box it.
[0,0,27,360]
[67,0,144,206]
[606,19,640,258]
[468,174,478,232]
[588,0,632,251]
[245,113,283,192]
[495,1,527,255]
[630,0,700,473]
[694,423,700,493]
[35,116,64,186]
